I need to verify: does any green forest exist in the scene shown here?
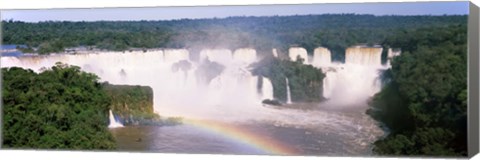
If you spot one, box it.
[368,24,467,156]
[2,63,116,149]
[1,63,183,149]
[2,14,467,61]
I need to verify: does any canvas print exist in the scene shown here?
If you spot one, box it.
[0,2,470,157]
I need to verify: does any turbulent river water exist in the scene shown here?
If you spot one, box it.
[110,103,384,156]
[1,46,398,155]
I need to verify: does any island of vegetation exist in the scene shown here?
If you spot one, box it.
[103,84,182,126]
[2,63,116,149]
[251,56,325,103]
[2,63,181,149]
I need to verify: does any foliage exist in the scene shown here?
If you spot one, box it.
[368,25,467,156]
[2,15,467,59]
[16,45,34,53]
[251,56,325,102]
[102,84,157,125]
[103,83,182,126]
[2,63,116,149]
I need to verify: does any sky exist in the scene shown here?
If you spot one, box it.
[0,1,470,22]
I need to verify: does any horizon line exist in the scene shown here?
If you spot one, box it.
[1,13,469,23]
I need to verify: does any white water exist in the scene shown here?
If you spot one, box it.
[199,49,233,65]
[312,46,384,107]
[286,78,292,104]
[164,49,189,63]
[262,77,274,100]
[345,46,382,66]
[108,110,124,128]
[288,47,308,64]
[0,46,387,112]
[322,71,336,99]
[0,48,278,121]
[312,47,332,67]
[0,45,387,111]
[272,48,279,58]
[233,48,257,64]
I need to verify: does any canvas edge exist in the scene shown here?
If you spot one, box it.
[468,1,479,158]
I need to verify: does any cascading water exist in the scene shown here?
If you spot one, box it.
[345,46,382,66]
[288,47,308,64]
[312,47,332,67]
[272,48,279,58]
[108,110,124,128]
[199,49,233,65]
[1,46,386,113]
[285,78,292,104]
[322,71,336,99]
[233,48,257,64]
[164,49,189,63]
[0,48,278,121]
[312,46,384,107]
[261,77,274,100]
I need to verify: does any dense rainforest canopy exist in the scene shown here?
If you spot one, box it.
[2,14,467,61]
[368,24,467,156]
[2,63,116,149]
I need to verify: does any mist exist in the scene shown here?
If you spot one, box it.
[1,45,396,121]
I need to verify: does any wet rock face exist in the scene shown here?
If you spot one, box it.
[262,99,283,106]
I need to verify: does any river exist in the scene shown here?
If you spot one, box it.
[109,103,384,156]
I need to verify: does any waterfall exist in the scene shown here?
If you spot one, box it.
[164,49,189,63]
[312,47,332,67]
[261,77,274,100]
[108,110,124,128]
[1,48,285,120]
[272,48,278,58]
[199,49,233,65]
[233,48,257,64]
[345,46,382,66]
[1,45,387,119]
[319,45,384,107]
[288,47,308,64]
[311,47,334,98]
[286,78,292,104]
[322,71,336,99]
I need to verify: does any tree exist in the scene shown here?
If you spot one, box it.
[2,63,116,149]
[368,25,467,156]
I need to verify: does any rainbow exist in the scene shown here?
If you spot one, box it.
[183,119,298,155]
